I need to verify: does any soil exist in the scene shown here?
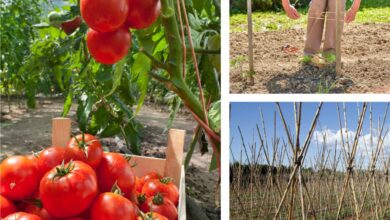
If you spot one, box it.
[0,97,220,220]
[230,23,390,93]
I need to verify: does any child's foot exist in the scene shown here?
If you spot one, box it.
[323,52,336,64]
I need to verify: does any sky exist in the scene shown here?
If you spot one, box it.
[230,102,390,170]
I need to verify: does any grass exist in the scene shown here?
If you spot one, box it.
[230,0,390,32]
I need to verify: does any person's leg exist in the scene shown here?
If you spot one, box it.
[323,0,346,55]
[304,0,327,56]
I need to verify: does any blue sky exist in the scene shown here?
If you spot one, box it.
[230,102,390,169]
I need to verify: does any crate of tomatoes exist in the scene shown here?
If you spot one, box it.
[0,118,186,220]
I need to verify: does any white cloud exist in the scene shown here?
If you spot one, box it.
[312,128,390,166]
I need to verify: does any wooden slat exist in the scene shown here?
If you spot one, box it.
[51,117,71,147]
[164,129,186,187]
[178,166,187,220]
[128,155,166,177]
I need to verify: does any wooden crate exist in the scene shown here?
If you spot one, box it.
[51,117,186,219]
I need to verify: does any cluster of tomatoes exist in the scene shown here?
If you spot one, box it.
[80,0,161,64]
[0,134,179,220]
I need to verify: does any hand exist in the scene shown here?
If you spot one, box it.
[283,3,300,20]
[345,7,358,23]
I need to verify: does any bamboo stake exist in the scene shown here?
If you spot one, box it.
[246,0,254,85]
[335,0,342,74]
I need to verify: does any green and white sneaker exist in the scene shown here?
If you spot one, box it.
[323,52,336,64]
[300,55,313,64]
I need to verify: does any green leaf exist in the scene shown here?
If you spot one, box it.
[105,58,126,97]
[208,100,220,133]
[77,94,96,132]
[131,53,151,115]
[61,89,73,117]
[123,121,141,155]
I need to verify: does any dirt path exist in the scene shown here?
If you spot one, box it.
[230,23,390,93]
[0,97,220,219]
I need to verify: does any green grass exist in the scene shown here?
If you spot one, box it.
[231,4,390,32]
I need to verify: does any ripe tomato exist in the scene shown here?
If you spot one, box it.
[0,156,39,201]
[140,194,178,220]
[86,27,131,65]
[63,218,84,220]
[90,192,136,220]
[96,153,135,198]
[136,171,161,193]
[80,0,128,33]
[24,200,56,220]
[4,212,42,220]
[126,0,161,29]
[61,16,82,35]
[40,161,98,218]
[36,146,72,178]
[66,134,103,169]
[0,195,16,218]
[137,212,168,220]
[142,178,179,205]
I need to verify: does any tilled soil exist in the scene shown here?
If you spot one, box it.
[0,97,220,220]
[230,23,390,93]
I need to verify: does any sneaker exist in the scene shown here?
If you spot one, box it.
[323,52,336,63]
[300,55,313,63]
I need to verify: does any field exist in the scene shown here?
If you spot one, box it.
[230,102,390,219]
[229,3,390,93]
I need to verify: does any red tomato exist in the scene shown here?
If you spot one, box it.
[80,0,129,32]
[141,178,179,205]
[0,156,39,201]
[36,146,72,178]
[40,161,98,218]
[140,194,178,220]
[61,16,82,35]
[137,212,168,220]
[96,153,135,198]
[66,134,103,169]
[90,192,136,220]
[135,176,143,193]
[126,0,161,29]
[63,218,84,220]
[4,212,42,220]
[86,27,131,65]
[136,171,161,193]
[0,195,16,218]
[24,200,56,220]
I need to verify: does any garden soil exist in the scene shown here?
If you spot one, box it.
[230,23,390,93]
[0,97,220,220]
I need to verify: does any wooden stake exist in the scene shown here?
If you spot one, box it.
[164,129,186,187]
[247,0,254,85]
[335,0,342,74]
[51,117,71,147]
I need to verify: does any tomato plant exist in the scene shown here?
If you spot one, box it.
[40,161,98,218]
[1,0,221,173]
[90,192,137,220]
[0,156,39,201]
